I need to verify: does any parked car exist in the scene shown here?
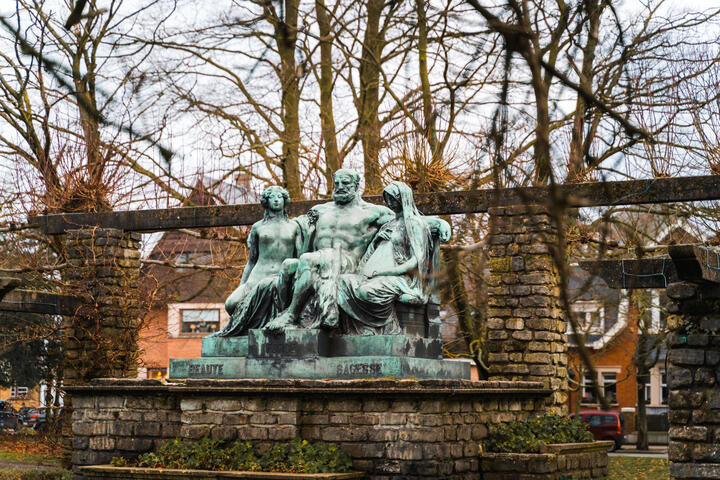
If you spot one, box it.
[0,411,20,431]
[31,407,63,432]
[575,410,624,451]
[20,407,40,428]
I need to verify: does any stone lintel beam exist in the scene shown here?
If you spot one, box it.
[30,175,720,234]
[669,244,720,284]
[580,244,720,290]
[0,289,84,316]
[578,258,679,289]
[0,277,21,298]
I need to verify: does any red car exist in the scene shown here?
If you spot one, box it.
[575,410,624,451]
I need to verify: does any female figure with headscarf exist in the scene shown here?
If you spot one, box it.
[337,181,436,335]
[212,186,303,336]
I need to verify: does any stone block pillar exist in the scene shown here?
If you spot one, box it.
[61,228,142,467]
[63,228,142,384]
[665,282,720,480]
[486,205,568,414]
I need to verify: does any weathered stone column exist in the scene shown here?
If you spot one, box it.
[63,227,142,383]
[665,282,720,480]
[485,204,568,414]
[62,227,142,467]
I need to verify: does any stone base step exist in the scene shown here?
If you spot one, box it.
[201,329,442,360]
[169,355,470,380]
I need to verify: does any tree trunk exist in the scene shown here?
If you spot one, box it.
[275,0,303,199]
[568,0,603,182]
[415,0,439,164]
[358,0,384,194]
[575,366,584,416]
[636,371,649,450]
[443,249,480,350]
[315,0,340,191]
[527,55,552,185]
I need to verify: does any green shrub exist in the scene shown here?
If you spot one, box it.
[258,438,352,473]
[485,414,594,453]
[110,456,127,467]
[127,437,350,473]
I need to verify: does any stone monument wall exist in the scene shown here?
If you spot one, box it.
[666,282,720,480]
[486,204,568,414]
[67,378,550,480]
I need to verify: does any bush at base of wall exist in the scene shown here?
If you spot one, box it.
[484,414,594,453]
[111,437,353,474]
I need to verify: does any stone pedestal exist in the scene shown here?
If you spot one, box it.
[486,205,568,414]
[67,378,551,480]
[665,282,720,480]
[169,329,466,379]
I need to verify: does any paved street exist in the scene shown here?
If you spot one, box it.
[611,445,668,458]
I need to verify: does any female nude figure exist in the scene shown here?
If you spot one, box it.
[337,181,434,335]
[212,186,302,336]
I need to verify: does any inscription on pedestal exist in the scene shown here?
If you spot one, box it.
[188,364,224,377]
[336,362,382,376]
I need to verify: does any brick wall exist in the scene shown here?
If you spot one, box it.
[68,378,550,480]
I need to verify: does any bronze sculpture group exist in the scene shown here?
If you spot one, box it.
[214,169,450,338]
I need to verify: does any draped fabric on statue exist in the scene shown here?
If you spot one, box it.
[337,181,432,335]
[212,275,284,336]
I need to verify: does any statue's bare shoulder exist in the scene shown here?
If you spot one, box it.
[310,202,333,215]
[365,202,393,225]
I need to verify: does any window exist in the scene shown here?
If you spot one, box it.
[602,372,617,404]
[147,368,167,379]
[645,367,669,406]
[582,374,596,404]
[167,303,229,338]
[10,386,28,400]
[570,301,605,335]
[181,309,220,333]
[581,368,621,405]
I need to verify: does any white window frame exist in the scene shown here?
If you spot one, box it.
[648,289,664,334]
[581,367,621,406]
[581,373,596,404]
[646,366,668,406]
[601,371,618,404]
[168,303,229,338]
[10,386,28,399]
[570,300,605,335]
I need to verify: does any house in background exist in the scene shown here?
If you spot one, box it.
[565,216,700,441]
[137,175,253,378]
[566,266,670,440]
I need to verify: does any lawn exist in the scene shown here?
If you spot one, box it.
[0,433,70,480]
[608,456,669,480]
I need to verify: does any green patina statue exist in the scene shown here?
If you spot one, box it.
[221,169,450,336]
[336,181,437,335]
[212,186,302,336]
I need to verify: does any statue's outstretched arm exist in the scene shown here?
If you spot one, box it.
[425,217,451,243]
